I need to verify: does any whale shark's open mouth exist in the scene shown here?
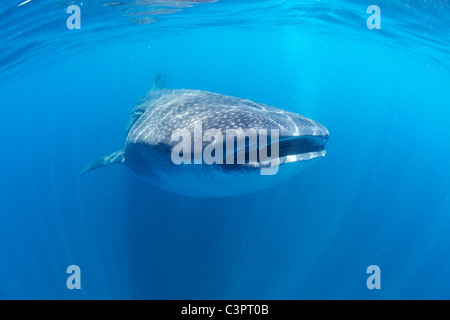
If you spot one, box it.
[240,134,328,168]
[277,135,328,163]
[279,135,326,157]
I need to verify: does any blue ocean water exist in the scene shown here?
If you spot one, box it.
[0,0,449,299]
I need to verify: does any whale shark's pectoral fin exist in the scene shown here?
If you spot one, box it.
[81,150,125,176]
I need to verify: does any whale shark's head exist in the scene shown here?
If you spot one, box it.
[122,89,329,197]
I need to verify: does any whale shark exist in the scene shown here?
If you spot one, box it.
[82,85,329,197]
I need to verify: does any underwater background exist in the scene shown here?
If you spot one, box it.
[0,0,449,299]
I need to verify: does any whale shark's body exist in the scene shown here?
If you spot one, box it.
[82,88,329,197]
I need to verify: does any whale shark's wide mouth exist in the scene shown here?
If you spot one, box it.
[240,134,328,168]
[279,135,327,157]
[126,133,328,171]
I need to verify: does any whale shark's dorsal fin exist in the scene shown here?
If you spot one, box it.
[126,73,168,134]
[152,73,168,89]
[81,150,125,175]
